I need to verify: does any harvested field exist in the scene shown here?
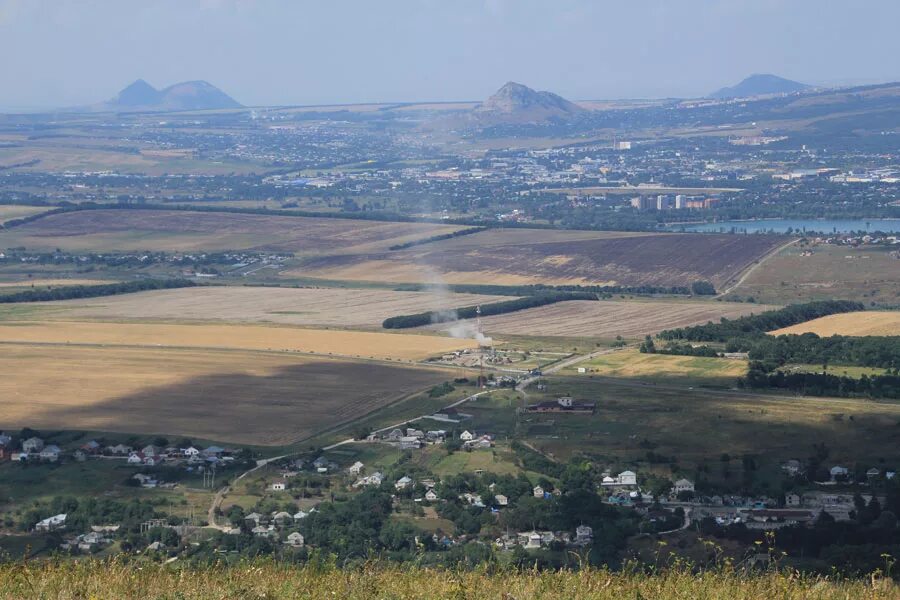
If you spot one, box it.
[0,321,477,361]
[0,344,448,445]
[732,243,900,305]
[46,286,509,328]
[0,278,114,288]
[0,209,463,254]
[300,230,786,287]
[0,205,49,224]
[771,311,900,336]
[431,299,779,338]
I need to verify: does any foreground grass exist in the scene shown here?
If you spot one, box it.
[0,560,897,599]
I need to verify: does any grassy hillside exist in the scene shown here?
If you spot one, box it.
[0,561,895,599]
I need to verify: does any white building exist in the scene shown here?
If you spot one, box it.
[674,478,695,494]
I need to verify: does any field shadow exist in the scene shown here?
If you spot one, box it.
[18,360,444,447]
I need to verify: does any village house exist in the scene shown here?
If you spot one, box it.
[141,445,159,457]
[39,445,61,462]
[271,482,286,492]
[293,510,309,521]
[80,440,101,454]
[830,466,849,481]
[494,494,508,506]
[398,436,421,450]
[785,493,801,507]
[464,436,493,450]
[395,476,413,490]
[533,485,545,498]
[22,437,44,454]
[781,459,802,476]
[272,511,292,526]
[575,525,593,545]
[425,489,439,502]
[674,478,695,494]
[354,471,384,488]
[35,514,67,532]
[459,431,475,442]
[252,525,275,538]
[106,444,132,455]
[348,461,364,476]
[284,532,305,547]
[182,446,201,457]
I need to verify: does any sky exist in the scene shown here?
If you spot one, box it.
[1,0,899,110]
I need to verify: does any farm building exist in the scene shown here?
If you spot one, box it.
[526,397,596,414]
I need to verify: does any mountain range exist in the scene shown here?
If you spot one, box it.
[709,74,811,99]
[98,79,242,112]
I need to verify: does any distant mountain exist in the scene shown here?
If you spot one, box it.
[472,82,585,123]
[709,74,810,99]
[99,79,242,112]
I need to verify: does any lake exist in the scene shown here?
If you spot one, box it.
[669,218,900,234]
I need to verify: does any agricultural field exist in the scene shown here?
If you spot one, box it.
[0,204,49,224]
[0,278,114,288]
[0,320,476,361]
[562,348,747,386]
[771,310,900,336]
[436,299,780,339]
[519,376,900,475]
[299,229,787,287]
[46,285,509,328]
[0,344,449,445]
[731,243,900,305]
[0,208,464,254]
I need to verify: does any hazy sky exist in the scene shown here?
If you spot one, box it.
[1,0,898,110]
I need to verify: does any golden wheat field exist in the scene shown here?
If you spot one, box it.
[0,561,896,600]
[0,345,448,445]
[431,299,779,338]
[771,311,900,336]
[48,286,508,327]
[0,320,476,360]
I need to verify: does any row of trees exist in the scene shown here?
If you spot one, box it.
[658,300,864,342]
[0,278,197,303]
[388,227,485,250]
[382,292,598,329]
[743,363,900,399]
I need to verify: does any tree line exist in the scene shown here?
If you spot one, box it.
[382,292,598,329]
[388,227,485,250]
[658,300,864,342]
[0,278,197,303]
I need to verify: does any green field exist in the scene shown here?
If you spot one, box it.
[562,348,747,388]
[508,376,900,488]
